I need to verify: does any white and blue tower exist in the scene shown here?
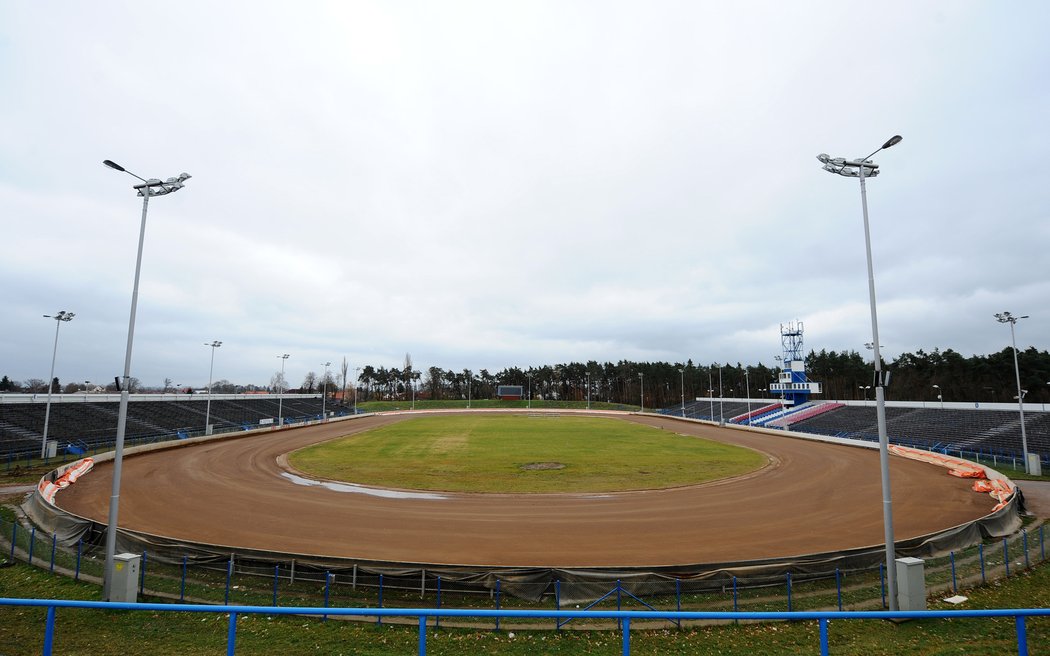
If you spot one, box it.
[768,321,822,406]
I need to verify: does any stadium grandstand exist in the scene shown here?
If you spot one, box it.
[0,393,346,459]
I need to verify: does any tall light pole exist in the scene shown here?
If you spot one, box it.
[718,365,724,423]
[40,311,75,458]
[708,369,714,421]
[744,369,752,425]
[203,341,222,435]
[527,372,532,409]
[818,134,902,610]
[679,368,686,417]
[586,372,591,410]
[354,366,361,414]
[277,354,290,426]
[465,369,471,409]
[932,384,944,410]
[320,361,331,420]
[101,159,190,601]
[638,372,644,413]
[995,312,1030,472]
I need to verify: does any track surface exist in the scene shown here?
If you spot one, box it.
[56,412,992,568]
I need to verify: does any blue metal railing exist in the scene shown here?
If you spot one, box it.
[3,597,1049,656]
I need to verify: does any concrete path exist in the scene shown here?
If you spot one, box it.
[0,484,33,496]
[1018,480,1050,517]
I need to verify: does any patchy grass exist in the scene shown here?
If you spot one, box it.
[288,415,766,493]
[3,559,1050,655]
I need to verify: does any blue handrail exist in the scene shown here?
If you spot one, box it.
[3,597,1049,656]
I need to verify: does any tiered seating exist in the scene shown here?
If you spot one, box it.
[766,402,844,428]
[729,403,783,424]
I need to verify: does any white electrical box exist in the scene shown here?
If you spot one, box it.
[111,553,141,603]
[895,557,926,611]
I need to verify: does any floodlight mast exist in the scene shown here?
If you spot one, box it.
[995,312,1031,472]
[102,159,190,601]
[817,135,901,611]
[41,311,75,458]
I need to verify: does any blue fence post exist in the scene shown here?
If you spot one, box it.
[181,556,187,602]
[836,569,842,611]
[377,574,384,625]
[226,611,238,656]
[786,572,792,612]
[979,544,986,584]
[880,563,886,608]
[75,540,82,581]
[494,579,501,632]
[555,579,561,631]
[1023,530,1029,569]
[1004,538,1010,577]
[732,576,738,613]
[436,576,442,629]
[28,527,35,565]
[324,571,331,622]
[273,565,279,607]
[950,552,957,593]
[43,606,57,656]
[616,579,623,631]
[819,617,830,656]
[676,578,681,615]
[225,558,233,605]
[140,550,147,594]
[1014,615,1028,656]
[418,616,427,656]
[50,534,57,574]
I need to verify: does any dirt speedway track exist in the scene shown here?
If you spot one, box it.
[56,412,993,568]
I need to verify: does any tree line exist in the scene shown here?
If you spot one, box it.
[3,346,1048,407]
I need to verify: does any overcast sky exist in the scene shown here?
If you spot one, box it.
[2,1,1048,390]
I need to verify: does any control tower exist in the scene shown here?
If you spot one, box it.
[768,321,822,406]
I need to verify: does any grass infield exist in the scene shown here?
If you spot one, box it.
[287,414,767,493]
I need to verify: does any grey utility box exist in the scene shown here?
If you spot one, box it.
[45,440,58,459]
[1028,454,1042,477]
[110,553,141,603]
[896,557,926,611]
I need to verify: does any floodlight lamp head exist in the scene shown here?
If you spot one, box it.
[882,135,903,149]
[817,153,831,164]
[103,159,126,172]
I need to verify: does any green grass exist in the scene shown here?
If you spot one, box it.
[288,415,766,493]
[3,559,1050,655]
[356,400,639,412]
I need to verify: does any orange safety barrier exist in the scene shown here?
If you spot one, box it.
[889,445,1017,510]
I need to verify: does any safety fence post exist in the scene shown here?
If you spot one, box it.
[179,556,187,602]
[555,579,561,631]
[1023,530,1029,569]
[676,578,681,616]
[1016,615,1028,656]
[43,606,56,656]
[622,617,631,655]
[950,552,957,593]
[1004,538,1010,577]
[836,569,842,611]
[324,571,331,622]
[50,534,56,574]
[732,576,738,614]
[75,540,82,581]
[819,617,830,656]
[494,579,501,631]
[224,557,233,605]
[28,527,35,565]
[786,572,793,612]
[880,563,886,608]
[140,550,147,594]
[979,544,986,584]
[616,579,623,631]
[418,616,427,656]
[436,576,442,629]
[377,573,384,625]
[226,611,238,656]
[272,565,279,606]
